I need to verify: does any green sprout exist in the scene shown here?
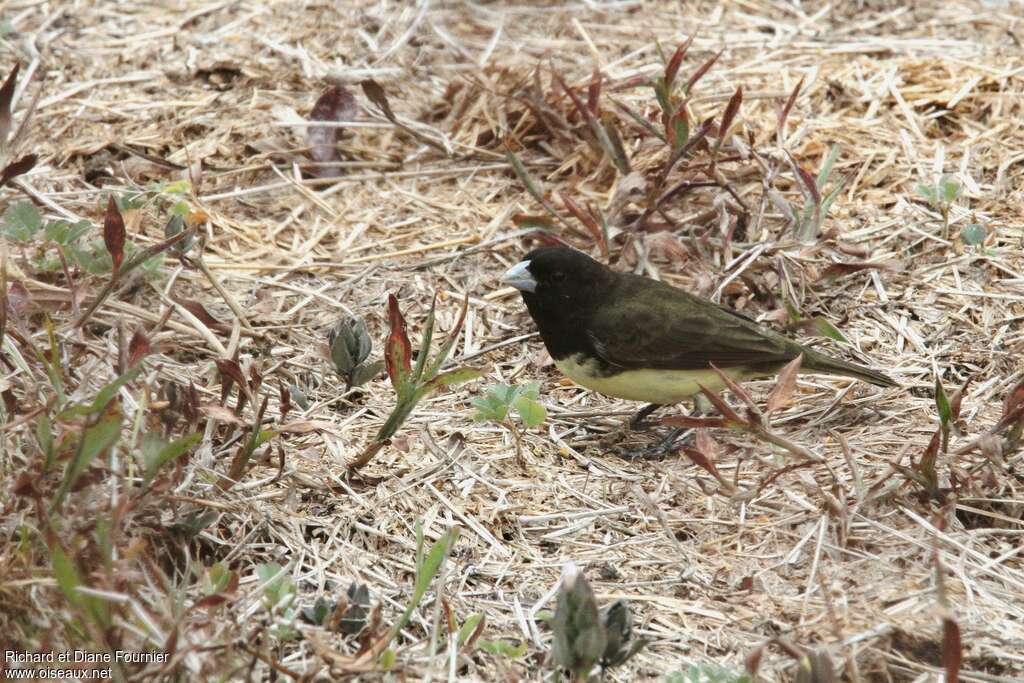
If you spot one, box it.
[917,174,962,239]
[348,294,480,473]
[473,382,547,466]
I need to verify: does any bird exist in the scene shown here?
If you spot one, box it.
[501,247,896,414]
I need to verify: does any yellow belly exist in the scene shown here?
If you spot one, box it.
[554,355,751,404]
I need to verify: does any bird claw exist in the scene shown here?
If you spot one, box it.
[613,427,691,461]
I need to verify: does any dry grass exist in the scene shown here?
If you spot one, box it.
[2,0,1023,681]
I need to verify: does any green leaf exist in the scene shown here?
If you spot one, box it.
[51,545,84,608]
[256,563,295,610]
[349,361,384,387]
[478,639,528,658]
[812,317,849,343]
[143,431,202,484]
[60,364,143,418]
[35,412,54,467]
[51,545,110,628]
[939,175,962,203]
[421,367,480,394]
[1,201,42,241]
[412,301,436,384]
[379,648,396,670]
[394,523,459,635]
[203,563,233,595]
[917,183,938,206]
[458,613,485,646]
[505,149,561,221]
[514,395,546,427]
[816,145,841,189]
[53,414,122,507]
[935,377,951,427]
[960,223,986,246]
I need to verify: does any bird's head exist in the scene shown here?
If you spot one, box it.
[501,247,609,312]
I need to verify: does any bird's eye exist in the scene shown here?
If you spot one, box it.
[551,271,566,283]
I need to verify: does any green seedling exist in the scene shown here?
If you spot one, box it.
[473,382,546,465]
[328,315,384,389]
[549,563,646,682]
[917,174,962,239]
[349,294,480,472]
[256,562,299,641]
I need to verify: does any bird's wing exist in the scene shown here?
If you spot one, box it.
[585,279,798,371]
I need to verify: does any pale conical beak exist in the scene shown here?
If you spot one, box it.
[501,260,537,293]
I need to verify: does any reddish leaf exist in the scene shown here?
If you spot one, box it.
[942,618,961,683]
[0,62,19,140]
[777,77,804,134]
[103,197,126,275]
[215,358,246,387]
[765,355,802,415]
[684,49,722,93]
[127,327,151,367]
[697,384,745,425]
[0,258,6,347]
[560,192,606,257]
[819,261,883,281]
[360,79,396,123]
[1,154,38,187]
[948,377,971,423]
[794,163,821,206]
[717,86,743,143]
[177,298,229,331]
[586,69,602,115]
[664,36,695,90]
[308,85,359,178]
[708,363,760,416]
[745,644,765,676]
[681,447,723,480]
[695,428,719,459]
[215,358,245,404]
[183,382,200,425]
[194,594,230,608]
[279,383,292,420]
[1002,377,1024,419]
[385,294,412,389]
[521,230,573,248]
[659,414,727,429]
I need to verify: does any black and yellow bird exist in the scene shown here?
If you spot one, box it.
[501,247,896,412]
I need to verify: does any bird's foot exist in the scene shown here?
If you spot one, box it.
[628,403,664,430]
[614,427,692,461]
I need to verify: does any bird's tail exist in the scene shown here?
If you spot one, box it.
[803,351,899,388]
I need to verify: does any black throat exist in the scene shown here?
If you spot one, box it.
[520,289,599,362]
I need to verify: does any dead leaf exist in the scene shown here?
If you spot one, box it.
[200,404,245,426]
[765,355,802,415]
[103,197,126,275]
[307,85,359,178]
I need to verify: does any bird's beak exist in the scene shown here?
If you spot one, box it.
[501,260,537,293]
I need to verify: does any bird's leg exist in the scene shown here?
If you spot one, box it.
[615,398,710,460]
[628,403,663,430]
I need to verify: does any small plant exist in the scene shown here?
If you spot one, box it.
[775,144,848,243]
[328,316,384,389]
[890,374,966,502]
[549,563,646,681]
[472,382,546,464]
[0,62,39,187]
[457,613,528,659]
[917,174,962,239]
[1,200,165,277]
[959,222,986,248]
[348,294,480,472]
[666,663,752,683]
[256,563,299,641]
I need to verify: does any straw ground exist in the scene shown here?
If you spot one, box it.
[1,1,1022,681]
